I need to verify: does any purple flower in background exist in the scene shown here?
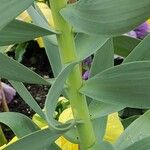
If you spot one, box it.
[127,22,150,39]
[82,57,92,80]
[0,82,16,104]
[83,70,90,80]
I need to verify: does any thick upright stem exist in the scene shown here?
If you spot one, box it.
[49,0,96,149]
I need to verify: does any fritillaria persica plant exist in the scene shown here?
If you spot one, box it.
[1,0,150,150]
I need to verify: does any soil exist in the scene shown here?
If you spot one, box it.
[2,41,53,141]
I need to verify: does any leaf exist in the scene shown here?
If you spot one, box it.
[0,19,57,46]
[89,101,124,119]
[80,61,150,108]
[123,136,150,150]
[75,33,108,60]
[124,34,150,63]
[121,115,140,129]
[43,36,62,77]
[92,117,107,142]
[90,38,114,77]
[14,43,27,62]
[0,52,49,85]
[27,6,61,77]
[9,81,45,119]
[45,63,77,131]
[0,112,39,138]
[60,0,150,35]
[4,128,62,150]
[0,0,34,30]
[88,39,123,118]
[113,36,141,57]
[27,6,57,45]
[115,111,150,150]
[88,141,116,150]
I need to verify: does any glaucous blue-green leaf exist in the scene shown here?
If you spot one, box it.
[88,141,115,150]
[89,39,124,118]
[80,61,150,108]
[87,39,120,142]
[4,128,62,150]
[0,52,49,85]
[123,136,150,150]
[89,101,124,119]
[43,36,62,77]
[10,81,45,119]
[114,36,141,57]
[121,115,139,129]
[60,0,150,35]
[0,112,39,138]
[0,0,34,30]
[45,63,77,131]
[115,111,150,149]
[75,33,108,60]
[92,117,107,142]
[89,38,114,77]
[0,19,57,46]
[27,6,61,77]
[124,34,150,63]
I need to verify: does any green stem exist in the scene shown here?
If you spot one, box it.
[49,0,96,149]
[0,125,7,146]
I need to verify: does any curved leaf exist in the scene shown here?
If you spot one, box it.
[4,128,62,150]
[124,34,150,63]
[45,63,77,131]
[0,112,39,138]
[115,111,150,150]
[0,52,49,85]
[80,61,150,108]
[0,19,57,46]
[60,0,150,35]
[114,36,141,57]
[123,136,150,150]
[75,33,108,60]
[0,0,34,30]
[9,81,45,119]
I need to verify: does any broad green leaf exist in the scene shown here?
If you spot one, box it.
[123,136,150,150]
[45,63,77,131]
[90,38,114,77]
[0,0,34,30]
[4,128,62,150]
[43,36,62,77]
[88,141,116,150]
[88,39,118,142]
[9,81,45,119]
[60,0,150,35]
[75,33,108,60]
[115,111,150,149]
[92,117,107,142]
[114,36,141,57]
[124,34,150,63]
[89,39,123,118]
[121,115,140,129]
[89,101,124,119]
[0,52,49,85]
[0,19,57,46]
[27,6,57,45]
[0,112,39,138]
[80,61,150,108]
